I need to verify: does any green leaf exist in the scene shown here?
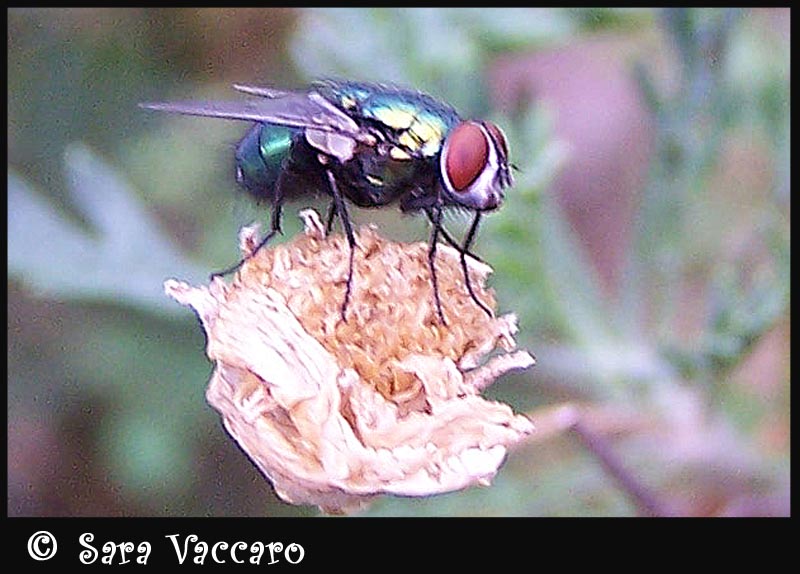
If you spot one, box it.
[9,143,207,314]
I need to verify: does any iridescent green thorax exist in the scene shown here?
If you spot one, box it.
[314,80,461,158]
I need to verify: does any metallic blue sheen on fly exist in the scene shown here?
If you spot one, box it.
[140,79,513,324]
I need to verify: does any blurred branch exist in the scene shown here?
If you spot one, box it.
[627,9,744,337]
[665,234,790,382]
[623,9,791,386]
[525,403,675,516]
[571,420,673,517]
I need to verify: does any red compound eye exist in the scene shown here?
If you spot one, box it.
[444,122,489,192]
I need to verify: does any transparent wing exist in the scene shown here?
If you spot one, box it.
[140,86,360,135]
[231,84,292,98]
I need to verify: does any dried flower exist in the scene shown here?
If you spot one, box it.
[165,210,534,513]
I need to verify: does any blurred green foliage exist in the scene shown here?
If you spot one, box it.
[8,8,789,516]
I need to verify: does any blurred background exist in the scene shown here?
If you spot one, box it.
[8,8,789,517]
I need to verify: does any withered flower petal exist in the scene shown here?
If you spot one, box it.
[166,210,534,513]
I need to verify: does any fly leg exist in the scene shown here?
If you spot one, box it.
[423,208,485,264]
[210,169,285,278]
[325,170,357,322]
[324,200,337,236]
[427,205,447,324]
[460,212,493,318]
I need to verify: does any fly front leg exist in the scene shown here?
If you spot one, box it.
[422,208,485,264]
[459,212,493,318]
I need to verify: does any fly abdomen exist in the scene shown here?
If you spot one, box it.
[234,123,296,203]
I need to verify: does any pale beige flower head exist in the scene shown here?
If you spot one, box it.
[165,210,534,514]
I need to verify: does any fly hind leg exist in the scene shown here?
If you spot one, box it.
[427,205,447,324]
[210,169,286,278]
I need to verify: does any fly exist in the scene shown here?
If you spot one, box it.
[141,79,513,324]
